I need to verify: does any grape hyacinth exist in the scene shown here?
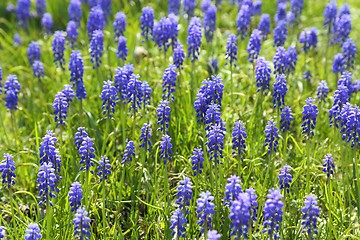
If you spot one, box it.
[208,230,221,240]
[237,5,251,40]
[140,123,152,152]
[264,119,279,154]
[285,46,297,74]
[66,21,79,48]
[175,176,193,211]
[170,208,187,238]
[342,38,356,69]
[162,64,177,101]
[225,33,238,67]
[255,57,271,92]
[299,28,318,53]
[273,74,287,110]
[89,30,104,68]
[101,80,118,117]
[254,0,262,15]
[16,0,31,29]
[52,31,66,69]
[273,46,287,75]
[97,156,111,182]
[206,124,225,163]
[36,0,46,17]
[173,42,185,69]
[157,100,171,134]
[263,189,284,240]
[196,191,215,233]
[140,7,154,41]
[338,71,353,95]
[232,120,247,157]
[223,175,242,206]
[87,6,105,37]
[68,0,82,23]
[301,97,318,138]
[184,0,196,18]
[73,207,91,240]
[201,0,211,13]
[113,11,126,40]
[291,0,304,19]
[323,1,337,33]
[301,195,320,238]
[53,91,69,125]
[204,104,222,131]
[24,223,42,240]
[258,14,270,40]
[37,162,57,206]
[246,188,258,221]
[187,17,202,62]
[168,0,181,15]
[141,81,152,108]
[273,20,288,47]
[0,226,4,239]
[229,192,251,238]
[116,36,128,60]
[114,64,134,102]
[247,29,262,63]
[98,0,112,18]
[74,127,89,150]
[278,165,292,192]
[317,80,329,102]
[204,5,217,43]
[4,74,21,110]
[122,140,135,164]
[39,130,61,175]
[275,3,287,23]
[333,14,351,44]
[27,42,41,65]
[32,61,45,80]
[79,137,95,171]
[41,13,53,34]
[303,70,312,84]
[329,85,350,127]
[322,154,335,178]
[280,106,293,132]
[69,181,82,212]
[153,16,178,53]
[127,74,144,114]
[190,147,204,176]
[13,33,22,46]
[339,103,360,147]
[69,50,86,100]
[160,134,172,164]
[0,153,16,189]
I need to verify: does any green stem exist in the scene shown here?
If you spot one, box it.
[102,180,107,237]
[46,198,52,240]
[306,139,311,193]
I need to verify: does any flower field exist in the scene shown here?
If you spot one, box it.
[0,0,360,239]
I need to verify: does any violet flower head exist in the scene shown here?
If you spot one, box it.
[37,162,57,206]
[225,33,238,67]
[41,13,53,34]
[224,175,242,206]
[273,20,288,47]
[258,14,270,40]
[196,191,215,233]
[141,81,152,108]
[168,0,181,15]
[254,0,262,15]
[153,15,178,52]
[116,36,128,60]
[36,0,46,17]
[278,165,292,192]
[27,41,41,66]
[101,80,118,117]
[32,61,45,80]
[301,97,318,138]
[333,14,351,44]
[303,70,312,84]
[160,134,172,164]
[275,3,287,23]
[24,223,42,240]
[264,119,279,154]
[122,140,135,165]
[68,0,82,23]
[204,5,217,43]
[301,195,320,238]
[184,0,196,18]
[247,29,262,63]
[329,84,350,127]
[201,0,211,12]
[338,71,353,95]
[204,104,222,131]
[273,46,287,75]
[89,30,104,68]
[317,80,329,102]
[208,230,221,240]
[69,50,86,100]
[187,17,202,62]
[291,0,304,19]
[52,31,66,69]
[263,189,284,239]
[87,6,105,37]
[206,124,225,163]
[14,33,22,46]
[157,100,171,134]
[285,46,297,74]
[232,120,247,157]
[322,154,335,178]
[237,5,252,40]
[323,1,337,33]
[175,176,193,211]
[39,130,61,175]
[0,226,5,239]
[53,91,69,126]
[0,153,16,189]
[170,208,187,238]
[97,156,111,182]
[190,147,204,176]
[4,74,21,110]
[255,57,271,92]
[140,7,154,41]
[74,127,89,150]
[79,136,95,171]
[126,73,143,110]
[140,123,152,152]
[16,0,31,29]
[273,74,287,110]
[113,11,126,40]
[69,181,82,212]
[339,3,350,17]
[246,188,258,221]
[299,28,318,53]
[339,103,360,148]
[229,192,251,238]
[73,207,91,240]
[162,64,177,101]
[173,42,185,69]
[280,106,293,133]
[114,64,134,103]
[342,38,356,69]
[66,21,79,48]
